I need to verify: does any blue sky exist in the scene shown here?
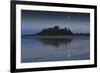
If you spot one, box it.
[21,10,90,35]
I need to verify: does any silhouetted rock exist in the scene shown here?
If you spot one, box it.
[34,26,73,36]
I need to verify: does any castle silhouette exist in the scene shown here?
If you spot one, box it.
[35,26,73,36]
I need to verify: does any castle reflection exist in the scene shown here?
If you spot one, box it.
[37,38,73,47]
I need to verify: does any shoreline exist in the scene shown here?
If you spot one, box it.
[22,35,89,39]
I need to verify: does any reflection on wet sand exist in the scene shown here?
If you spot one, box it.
[21,36,90,63]
[37,38,72,47]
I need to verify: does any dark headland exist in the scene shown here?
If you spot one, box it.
[35,26,73,36]
[22,26,89,38]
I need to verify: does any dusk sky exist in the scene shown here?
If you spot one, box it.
[21,10,90,35]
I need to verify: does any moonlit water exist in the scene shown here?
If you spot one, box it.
[21,36,90,63]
